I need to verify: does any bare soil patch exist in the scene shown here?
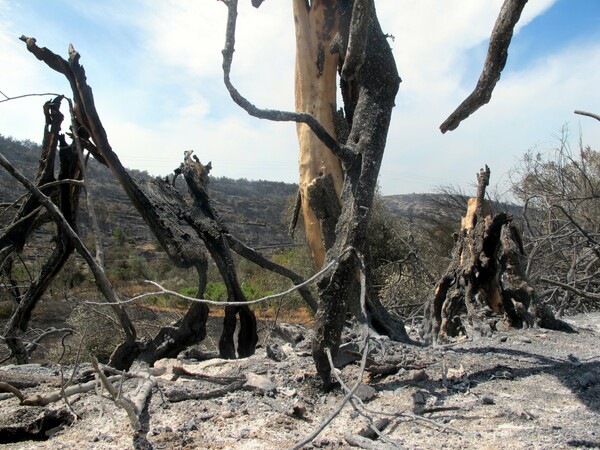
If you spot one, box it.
[1,314,599,449]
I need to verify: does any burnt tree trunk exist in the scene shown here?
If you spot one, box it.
[180,154,257,359]
[219,0,409,387]
[120,177,212,367]
[310,2,409,387]
[421,166,572,344]
[1,97,81,363]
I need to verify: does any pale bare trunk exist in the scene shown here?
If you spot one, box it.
[293,0,344,269]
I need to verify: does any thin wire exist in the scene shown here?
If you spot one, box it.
[84,247,353,307]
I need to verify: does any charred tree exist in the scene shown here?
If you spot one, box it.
[0,100,140,368]
[1,97,81,363]
[178,153,257,359]
[222,0,409,388]
[511,124,600,315]
[292,0,410,386]
[421,166,572,344]
[17,37,251,366]
[11,36,318,367]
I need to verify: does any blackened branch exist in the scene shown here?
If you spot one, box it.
[439,0,528,133]
[574,110,600,123]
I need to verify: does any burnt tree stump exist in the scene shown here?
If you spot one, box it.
[421,166,572,344]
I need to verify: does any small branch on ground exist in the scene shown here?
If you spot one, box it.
[21,374,122,406]
[0,381,25,402]
[165,379,246,403]
[171,366,243,385]
[91,357,141,431]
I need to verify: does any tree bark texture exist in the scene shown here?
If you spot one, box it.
[309,2,408,387]
[421,166,571,344]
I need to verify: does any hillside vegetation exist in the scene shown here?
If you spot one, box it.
[0,134,297,248]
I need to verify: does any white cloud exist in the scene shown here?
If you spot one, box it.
[137,0,226,79]
[134,0,295,109]
[382,36,600,195]
[91,0,299,180]
[378,0,557,93]
[101,99,300,182]
[1,0,598,200]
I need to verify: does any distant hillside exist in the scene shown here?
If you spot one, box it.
[384,193,466,224]
[0,135,298,248]
[385,189,521,227]
[0,135,521,252]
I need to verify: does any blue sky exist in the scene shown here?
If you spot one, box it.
[1,0,599,196]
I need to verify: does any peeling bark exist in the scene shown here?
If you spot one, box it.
[293,0,344,270]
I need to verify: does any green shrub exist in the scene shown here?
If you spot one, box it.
[179,286,198,297]
[241,282,274,301]
[205,282,227,301]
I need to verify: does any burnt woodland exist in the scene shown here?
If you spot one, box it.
[1,0,599,448]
